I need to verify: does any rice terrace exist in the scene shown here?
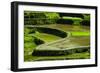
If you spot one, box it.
[24,11,90,61]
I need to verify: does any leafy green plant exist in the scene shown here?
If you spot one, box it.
[81,14,90,26]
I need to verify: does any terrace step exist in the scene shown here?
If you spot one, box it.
[32,36,90,56]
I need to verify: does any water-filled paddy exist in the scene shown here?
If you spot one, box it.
[31,32,62,43]
[24,24,90,61]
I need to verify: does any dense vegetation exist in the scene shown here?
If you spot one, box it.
[24,11,60,25]
[24,11,90,26]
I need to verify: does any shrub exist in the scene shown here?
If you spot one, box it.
[24,11,60,25]
[81,14,90,26]
[59,13,84,19]
[24,36,33,43]
[24,28,30,35]
[34,37,45,45]
[57,19,73,24]
[81,20,90,26]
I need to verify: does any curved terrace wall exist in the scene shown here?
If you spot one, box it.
[32,46,90,56]
[28,27,68,38]
[27,27,89,56]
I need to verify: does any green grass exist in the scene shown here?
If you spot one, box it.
[71,31,90,36]
[62,17,82,21]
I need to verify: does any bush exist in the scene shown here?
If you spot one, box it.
[81,20,90,26]
[81,14,90,26]
[57,19,73,24]
[24,11,60,25]
[59,13,84,19]
[83,14,90,21]
[34,37,45,45]
[24,28,30,35]
[24,43,36,50]
[24,36,33,43]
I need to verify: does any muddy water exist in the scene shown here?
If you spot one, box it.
[35,24,90,50]
[25,24,90,32]
[46,24,90,32]
[48,36,90,50]
[25,24,90,61]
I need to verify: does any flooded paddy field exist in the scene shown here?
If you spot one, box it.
[24,24,90,61]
